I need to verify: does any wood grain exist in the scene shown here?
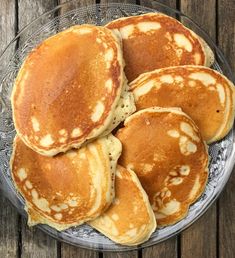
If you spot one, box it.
[0,195,19,258]
[140,0,176,8]
[218,172,235,258]
[61,244,99,258]
[218,1,235,257]
[17,1,58,258]
[100,0,136,4]
[180,1,217,258]
[140,0,177,18]
[180,0,216,40]
[142,237,178,258]
[218,0,235,71]
[18,0,57,30]
[0,0,16,50]
[21,218,58,258]
[181,204,217,258]
[58,0,96,21]
[0,0,17,67]
[0,1,19,258]
[103,252,138,258]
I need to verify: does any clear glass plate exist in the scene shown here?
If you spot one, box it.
[0,1,234,252]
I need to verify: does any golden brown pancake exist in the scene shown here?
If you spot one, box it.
[89,165,156,245]
[116,107,209,226]
[11,25,127,156]
[131,65,235,143]
[11,134,122,231]
[106,13,213,82]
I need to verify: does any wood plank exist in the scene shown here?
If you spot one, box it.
[140,0,177,18]
[18,0,58,30]
[181,204,217,258]
[100,0,136,4]
[103,252,139,258]
[218,172,235,258]
[180,0,216,40]
[57,0,96,30]
[180,1,217,257]
[140,1,179,258]
[100,3,139,258]
[21,218,58,258]
[0,195,19,258]
[0,0,16,50]
[142,237,178,258]
[17,1,58,258]
[218,0,235,71]
[140,0,176,8]
[57,0,100,257]
[0,0,17,66]
[61,244,99,258]
[0,1,19,258]
[132,2,179,258]
[218,1,235,257]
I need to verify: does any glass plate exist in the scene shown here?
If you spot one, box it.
[0,1,234,252]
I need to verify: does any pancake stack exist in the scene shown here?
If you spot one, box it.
[10,12,235,246]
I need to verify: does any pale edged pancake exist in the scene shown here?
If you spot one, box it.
[131,65,235,143]
[11,24,134,156]
[10,134,122,231]
[106,13,214,82]
[89,165,156,246]
[116,107,209,226]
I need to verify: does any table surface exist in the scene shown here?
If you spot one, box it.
[0,0,234,257]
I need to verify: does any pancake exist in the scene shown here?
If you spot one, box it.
[10,134,122,231]
[131,65,235,143]
[115,107,209,226]
[11,24,135,156]
[89,165,156,246]
[106,13,214,82]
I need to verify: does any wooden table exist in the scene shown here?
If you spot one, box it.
[0,0,234,257]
